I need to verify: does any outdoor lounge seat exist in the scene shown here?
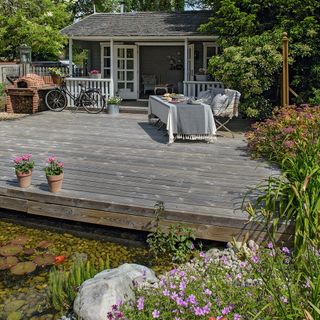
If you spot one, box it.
[198,88,241,138]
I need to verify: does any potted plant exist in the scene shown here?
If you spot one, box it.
[107,96,122,115]
[195,68,208,81]
[44,156,64,193]
[89,69,101,79]
[13,154,35,188]
[49,67,65,85]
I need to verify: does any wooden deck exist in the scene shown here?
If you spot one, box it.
[0,111,288,242]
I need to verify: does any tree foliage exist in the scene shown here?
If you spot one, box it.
[201,0,320,117]
[0,0,72,60]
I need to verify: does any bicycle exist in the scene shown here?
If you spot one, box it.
[45,78,106,114]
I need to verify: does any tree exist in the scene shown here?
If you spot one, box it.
[0,0,71,60]
[200,0,320,117]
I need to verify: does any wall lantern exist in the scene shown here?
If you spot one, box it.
[19,44,32,64]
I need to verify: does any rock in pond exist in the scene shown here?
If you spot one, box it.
[74,263,158,320]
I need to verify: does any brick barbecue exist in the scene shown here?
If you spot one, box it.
[5,73,57,113]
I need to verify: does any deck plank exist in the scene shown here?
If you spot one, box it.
[0,111,281,242]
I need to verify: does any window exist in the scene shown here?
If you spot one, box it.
[101,45,111,78]
[203,43,219,69]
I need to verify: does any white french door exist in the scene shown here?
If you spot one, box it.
[114,45,138,99]
[187,44,194,81]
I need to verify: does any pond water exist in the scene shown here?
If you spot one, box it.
[0,219,152,320]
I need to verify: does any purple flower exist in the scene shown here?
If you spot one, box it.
[171,292,179,300]
[282,247,290,254]
[194,307,205,316]
[111,304,118,311]
[163,289,170,296]
[179,281,186,291]
[199,251,206,258]
[234,314,242,320]
[187,294,197,305]
[152,309,160,318]
[267,242,273,249]
[280,296,288,304]
[239,261,247,268]
[251,255,259,263]
[176,297,188,307]
[204,288,212,296]
[137,296,144,310]
[170,283,176,289]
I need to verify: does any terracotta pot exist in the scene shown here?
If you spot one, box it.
[46,173,64,193]
[16,170,32,188]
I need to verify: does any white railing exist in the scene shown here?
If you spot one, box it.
[65,77,113,107]
[183,81,225,98]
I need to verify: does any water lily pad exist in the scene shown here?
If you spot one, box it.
[36,241,53,249]
[24,248,35,255]
[10,236,30,245]
[10,261,36,275]
[0,256,19,270]
[33,254,55,266]
[0,244,23,257]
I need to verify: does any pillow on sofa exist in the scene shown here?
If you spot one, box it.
[211,94,229,115]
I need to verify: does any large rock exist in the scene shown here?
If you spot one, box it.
[73,263,158,320]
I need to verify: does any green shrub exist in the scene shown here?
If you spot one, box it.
[147,202,195,264]
[0,83,5,97]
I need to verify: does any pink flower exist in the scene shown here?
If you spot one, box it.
[47,156,56,163]
[282,126,295,134]
[283,140,295,149]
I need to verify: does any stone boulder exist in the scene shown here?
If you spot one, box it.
[73,263,158,320]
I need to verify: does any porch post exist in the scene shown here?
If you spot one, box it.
[69,38,73,77]
[184,38,188,95]
[110,39,114,97]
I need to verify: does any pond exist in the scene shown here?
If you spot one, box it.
[0,217,152,320]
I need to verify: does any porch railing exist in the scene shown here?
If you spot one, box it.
[30,66,84,77]
[183,81,224,98]
[65,77,112,108]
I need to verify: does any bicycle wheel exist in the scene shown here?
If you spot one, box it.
[81,90,105,114]
[45,89,67,112]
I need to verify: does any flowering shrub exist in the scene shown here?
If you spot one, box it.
[44,156,64,176]
[245,105,320,256]
[245,105,320,162]
[114,243,320,320]
[13,154,34,173]
[90,69,100,74]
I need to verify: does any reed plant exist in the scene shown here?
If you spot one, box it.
[49,255,110,313]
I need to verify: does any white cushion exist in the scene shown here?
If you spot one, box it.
[211,94,229,115]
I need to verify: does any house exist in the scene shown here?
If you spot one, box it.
[61,10,218,100]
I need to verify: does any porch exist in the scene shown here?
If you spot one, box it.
[0,111,289,242]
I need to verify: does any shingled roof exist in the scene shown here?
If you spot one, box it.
[61,11,213,37]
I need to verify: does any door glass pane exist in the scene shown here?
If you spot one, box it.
[104,58,110,68]
[127,71,134,81]
[118,71,125,80]
[104,69,110,78]
[126,60,133,70]
[117,60,125,69]
[127,48,133,58]
[118,82,125,89]
[104,47,110,56]
[118,48,125,58]
[127,83,134,91]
